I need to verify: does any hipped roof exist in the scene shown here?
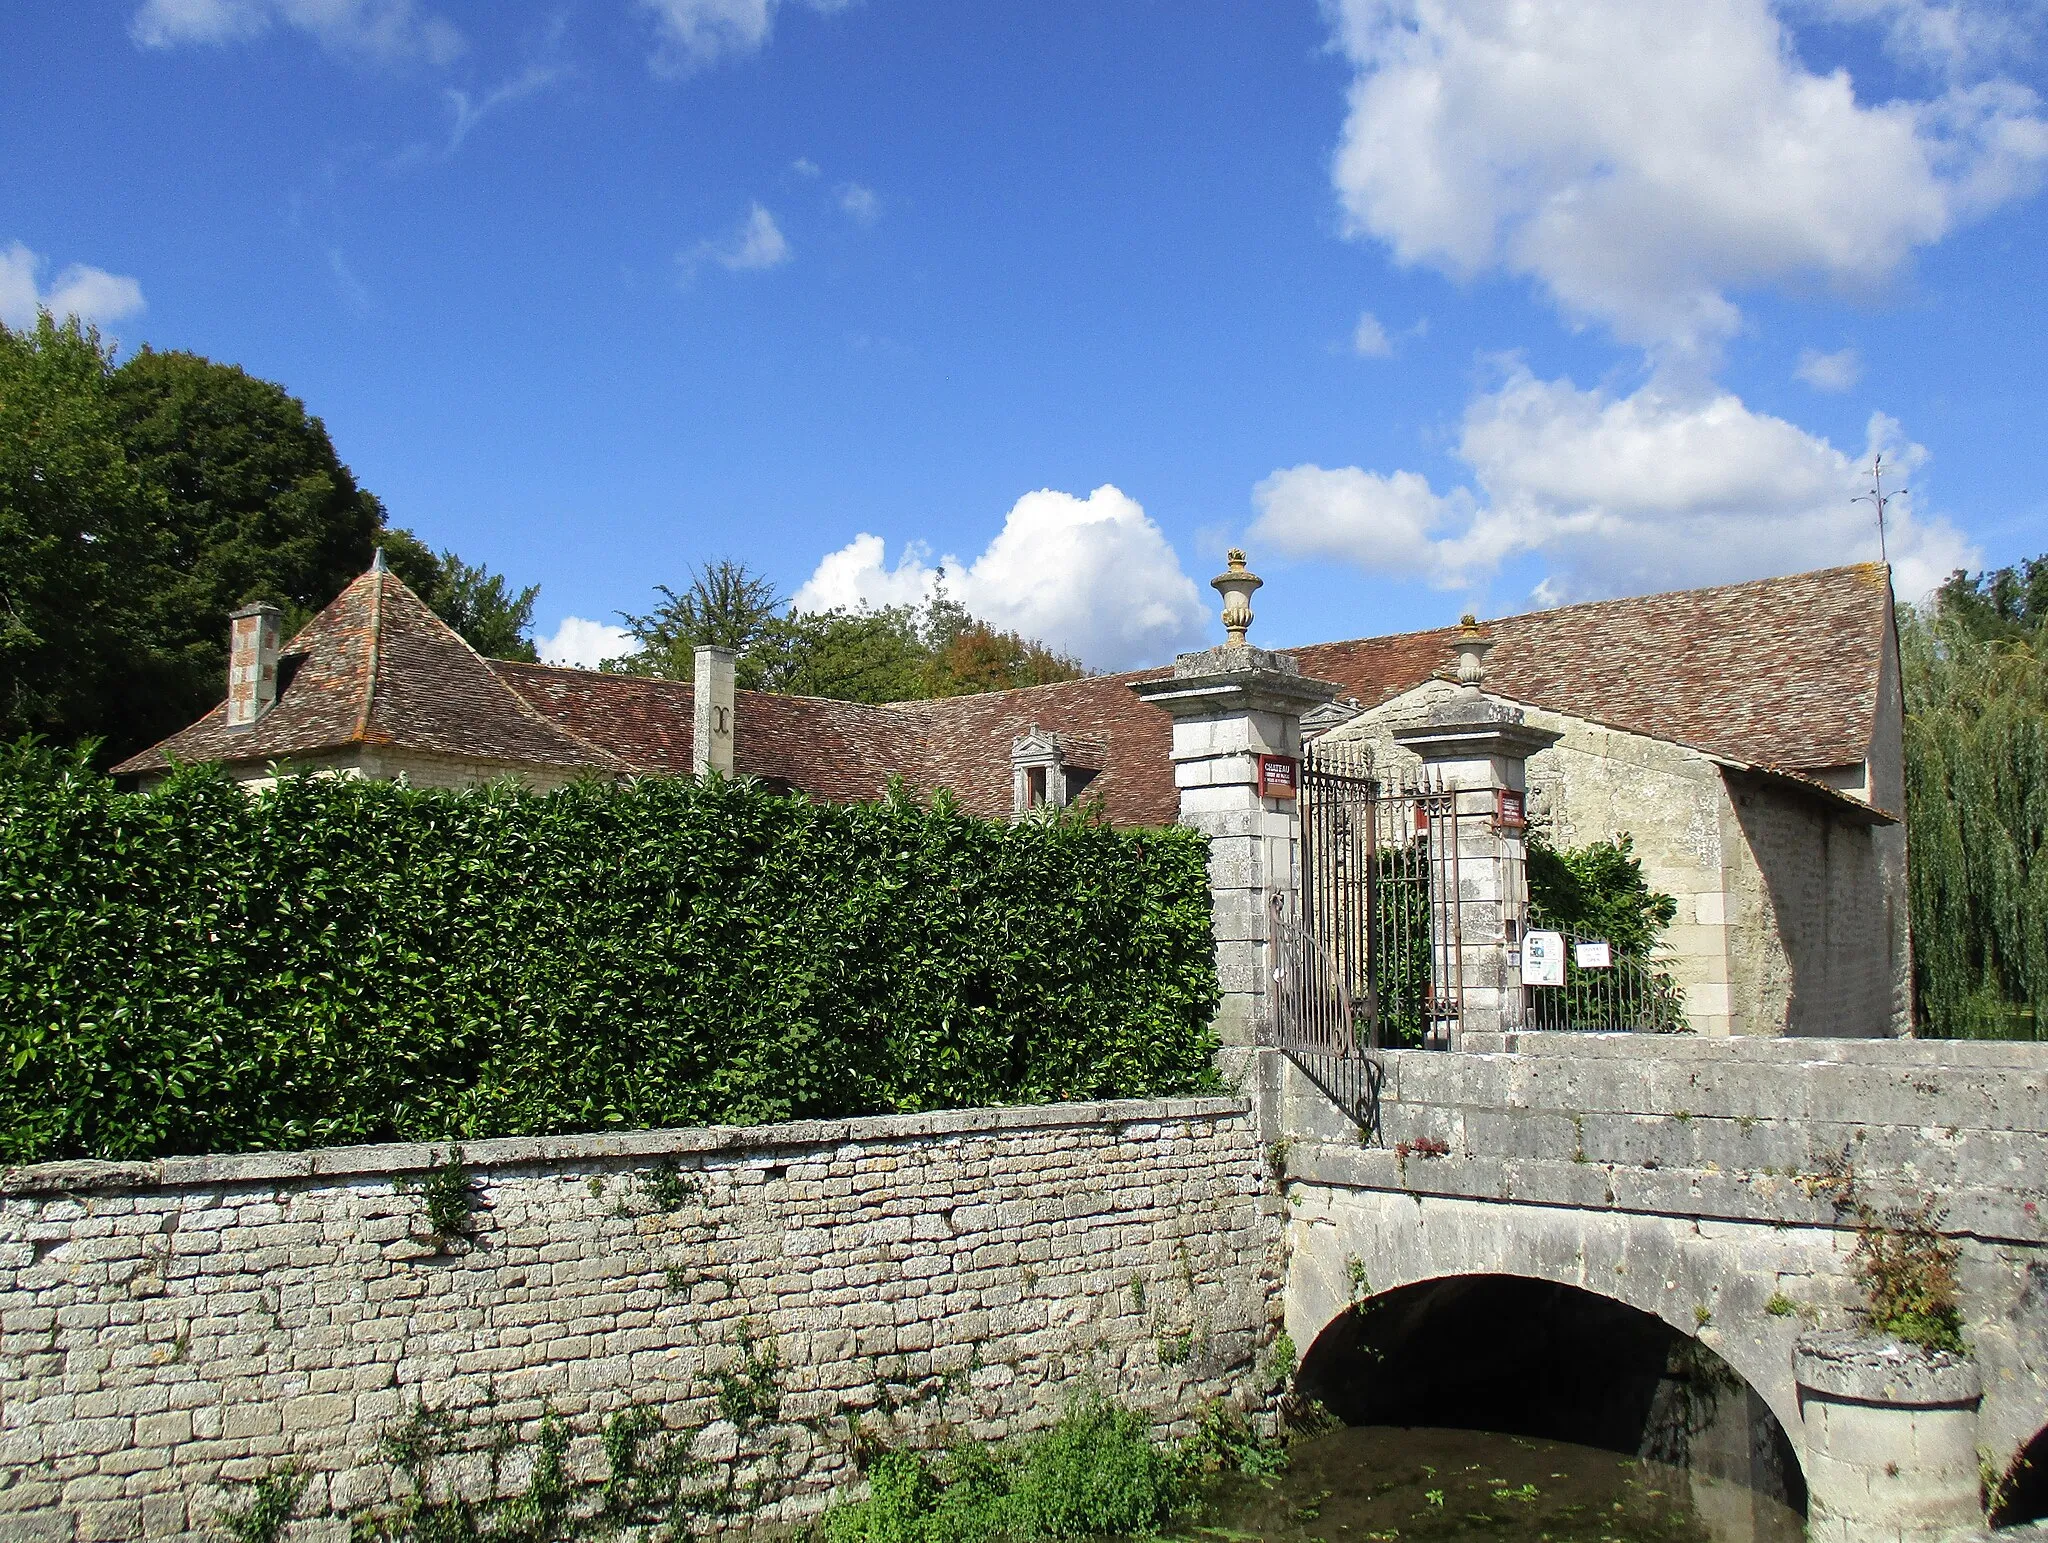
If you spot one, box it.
[117,560,1895,828]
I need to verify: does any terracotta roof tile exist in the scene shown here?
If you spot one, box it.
[1293,562,1893,770]
[116,561,1893,814]
[114,568,628,777]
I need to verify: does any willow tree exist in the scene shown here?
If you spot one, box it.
[1903,597,2048,1038]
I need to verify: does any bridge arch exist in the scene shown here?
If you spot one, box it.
[1294,1272,1807,1517]
[1993,1424,2048,1529]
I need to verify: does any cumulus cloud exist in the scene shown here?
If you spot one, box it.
[638,0,850,76]
[838,182,880,224]
[683,203,791,276]
[793,485,1210,670]
[1799,0,2045,77]
[1324,0,2048,356]
[537,616,634,670]
[1795,346,1865,391]
[130,0,462,64]
[1250,365,1976,603]
[1351,311,1393,357]
[0,242,146,330]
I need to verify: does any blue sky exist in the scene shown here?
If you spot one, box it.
[5,1,2046,670]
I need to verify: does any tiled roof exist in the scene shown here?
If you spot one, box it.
[117,561,1893,819]
[113,568,628,777]
[1293,562,1894,771]
[490,662,931,805]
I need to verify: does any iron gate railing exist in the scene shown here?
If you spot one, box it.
[1522,926,1688,1032]
[1262,741,1465,1136]
[1297,741,1463,1050]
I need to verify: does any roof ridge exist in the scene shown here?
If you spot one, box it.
[352,567,385,742]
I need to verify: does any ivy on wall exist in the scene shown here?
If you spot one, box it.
[0,747,1221,1163]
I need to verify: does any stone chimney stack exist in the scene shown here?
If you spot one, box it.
[225,603,283,728]
[692,644,736,777]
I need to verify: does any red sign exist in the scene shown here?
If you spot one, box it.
[1257,754,1299,800]
[1495,788,1527,829]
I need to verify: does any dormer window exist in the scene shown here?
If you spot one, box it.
[1011,727,1106,817]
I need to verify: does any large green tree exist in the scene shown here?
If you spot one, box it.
[0,325,543,757]
[109,347,386,747]
[0,317,164,748]
[1904,561,2047,1039]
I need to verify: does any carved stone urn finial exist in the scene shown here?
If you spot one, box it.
[1212,549,1263,646]
[1451,612,1494,693]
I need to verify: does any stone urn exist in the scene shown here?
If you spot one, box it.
[1796,1331,1983,1543]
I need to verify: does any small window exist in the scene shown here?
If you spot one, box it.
[1027,765,1049,807]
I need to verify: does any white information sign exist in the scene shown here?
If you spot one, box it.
[1574,940,1613,969]
[1523,929,1565,987]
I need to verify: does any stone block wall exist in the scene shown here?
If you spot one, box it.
[1266,1036,2048,1487]
[1,1098,1279,1543]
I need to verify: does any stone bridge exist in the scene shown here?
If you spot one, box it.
[1259,1032,2048,1541]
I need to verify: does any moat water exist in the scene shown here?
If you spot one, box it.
[1188,1427,1805,1543]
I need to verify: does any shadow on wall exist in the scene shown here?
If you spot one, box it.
[1726,773,1892,1037]
[1297,1275,1807,1518]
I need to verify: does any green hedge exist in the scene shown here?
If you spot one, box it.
[0,747,1221,1163]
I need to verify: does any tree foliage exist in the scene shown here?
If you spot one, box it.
[0,745,1220,1163]
[1526,832,1678,959]
[0,316,164,750]
[607,560,1085,702]
[0,321,542,758]
[1902,567,2047,1040]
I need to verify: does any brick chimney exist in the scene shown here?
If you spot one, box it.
[225,603,283,727]
[692,644,736,777]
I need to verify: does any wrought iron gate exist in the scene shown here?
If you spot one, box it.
[1263,740,1466,1131]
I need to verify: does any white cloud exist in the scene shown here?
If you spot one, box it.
[791,157,821,178]
[444,64,560,153]
[538,616,635,670]
[638,0,850,76]
[1324,0,2048,355]
[0,242,146,330]
[794,485,1211,670]
[838,182,880,224]
[1796,346,1865,391]
[1351,310,1393,357]
[683,203,791,276]
[1250,365,1976,603]
[1798,0,2044,77]
[131,0,462,64]
[1252,465,1471,577]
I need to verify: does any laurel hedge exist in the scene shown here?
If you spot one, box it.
[0,746,1221,1163]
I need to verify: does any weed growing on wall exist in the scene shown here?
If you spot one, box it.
[217,1464,307,1543]
[1853,1201,1966,1354]
[0,748,1221,1162]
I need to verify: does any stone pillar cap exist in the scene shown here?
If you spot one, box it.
[230,601,284,619]
[1794,1330,1981,1405]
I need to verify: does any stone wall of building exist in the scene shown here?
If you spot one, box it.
[1,1099,1279,1543]
[1318,681,1909,1036]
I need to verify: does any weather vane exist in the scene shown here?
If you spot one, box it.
[1853,454,1904,565]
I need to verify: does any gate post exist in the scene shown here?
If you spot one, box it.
[1393,618,1560,1045]
[1131,553,1342,1047]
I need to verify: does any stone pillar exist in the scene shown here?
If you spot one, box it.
[692,644,736,777]
[225,602,283,728]
[1392,620,1559,1044]
[1131,553,1341,1046]
[1795,1333,1983,1543]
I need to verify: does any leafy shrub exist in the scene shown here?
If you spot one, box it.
[0,747,1220,1162]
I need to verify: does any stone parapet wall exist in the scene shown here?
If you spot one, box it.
[1265,1038,2048,1494]
[2,1099,1280,1543]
